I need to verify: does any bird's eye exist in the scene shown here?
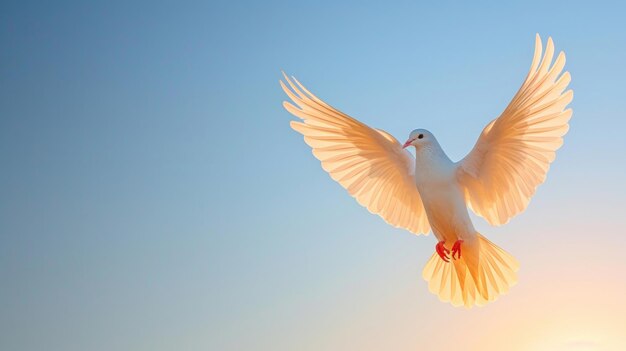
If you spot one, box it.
[418,134,424,139]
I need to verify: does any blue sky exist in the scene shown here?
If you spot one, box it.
[1,1,625,350]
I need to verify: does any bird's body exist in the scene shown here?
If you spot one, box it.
[410,132,475,247]
[418,166,475,248]
[281,34,572,307]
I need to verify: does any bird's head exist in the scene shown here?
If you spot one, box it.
[402,129,435,149]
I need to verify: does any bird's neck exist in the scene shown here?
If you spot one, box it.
[414,143,451,165]
[413,144,454,185]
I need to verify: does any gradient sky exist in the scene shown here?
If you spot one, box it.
[1,1,625,350]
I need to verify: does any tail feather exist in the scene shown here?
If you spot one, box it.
[422,233,519,308]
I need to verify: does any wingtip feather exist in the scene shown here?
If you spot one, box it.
[289,120,306,132]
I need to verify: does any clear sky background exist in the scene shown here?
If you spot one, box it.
[1,1,625,350]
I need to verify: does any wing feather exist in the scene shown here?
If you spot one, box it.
[457,34,573,226]
[282,73,430,235]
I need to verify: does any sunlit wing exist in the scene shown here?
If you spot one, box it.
[457,34,573,226]
[281,73,430,235]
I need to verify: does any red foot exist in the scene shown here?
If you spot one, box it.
[435,241,450,262]
[451,240,464,260]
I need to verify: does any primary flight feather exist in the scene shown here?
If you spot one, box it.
[281,34,572,308]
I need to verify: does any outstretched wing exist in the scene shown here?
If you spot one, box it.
[281,73,430,235]
[457,34,573,226]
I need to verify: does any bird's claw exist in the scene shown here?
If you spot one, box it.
[451,240,464,260]
[435,241,450,262]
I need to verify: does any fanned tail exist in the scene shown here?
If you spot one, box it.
[422,234,519,308]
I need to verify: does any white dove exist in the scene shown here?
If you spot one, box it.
[281,34,572,308]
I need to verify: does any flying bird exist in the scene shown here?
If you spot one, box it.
[281,34,572,308]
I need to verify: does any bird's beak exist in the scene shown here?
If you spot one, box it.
[402,139,414,149]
